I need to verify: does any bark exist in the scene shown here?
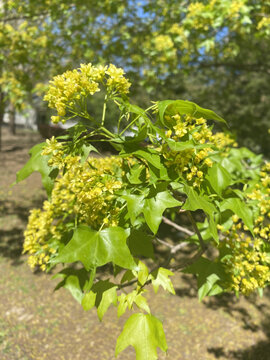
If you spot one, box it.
[0,92,4,152]
[9,104,16,135]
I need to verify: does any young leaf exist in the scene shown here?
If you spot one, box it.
[52,268,89,303]
[117,293,128,317]
[97,286,117,321]
[206,163,232,195]
[134,294,150,314]
[184,257,224,301]
[82,291,96,311]
[121,194,145,225]
[182,184,216,215]
[15,142,56,196]
[115,313,168,360]
[127,164,146,184]
[143,191,181,234]
[158,99,196,126]
[121,269,136,284]
[220,198,254,235]
[198,273,221,302]
[52,225,137,271]
[158,99,226,126]
[166,139,211,152]
[137,261,149,286]
[80,143,98,163]
[121,146,162,170]
[151,267,175,295]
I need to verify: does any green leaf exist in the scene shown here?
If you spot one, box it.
[158,100,196,126]
[125,290,138,309]
[151,267,175,295]
[125,102,150,124]
[143,191,181,234]
[133,148,162,169]
[122,194,145,225]
[158,100,226,126]
[15,142,56,196]
[134,294,150,313]
[82,291,96,311]
[53,225,137,270]
[137,261,149,286]
[81,143,98,163]
[220,198,254,235]
[123,125,148,144]
[182,184,219,242]
[184,257,224,301]
[198,273,220,302]
[182,184,216,215]
[126,164,147,184]
[166,139,210,151]
[97,286,117,321]
[121,269,136,284]
[193,102,226,124]
[52,268,89,303]
[117,293,128,317]
[115,313,168,360]
[206,163,232,195]
[127,229,154,259]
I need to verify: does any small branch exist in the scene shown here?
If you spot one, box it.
[186,211,207,251]
[241,159,261,170]
[117,279,137,289]
[155,236,191,269]
[256,13,270,18]
[162,216,194,236]
[155,237,173,248]
[171,242,190,254]
[167,211,208,271]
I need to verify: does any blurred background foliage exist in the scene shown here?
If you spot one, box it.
[0,0,269,155]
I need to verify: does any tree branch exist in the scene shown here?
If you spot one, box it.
[162,216,194,236]
[186,211,207,251]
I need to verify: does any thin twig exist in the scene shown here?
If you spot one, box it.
[171,242,190,254]
[155,237,173,248]
[186,211,207,251]
[168,211,208,271]
[162,216,194,236]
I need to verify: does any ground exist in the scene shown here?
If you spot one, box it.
[1,127,270,360]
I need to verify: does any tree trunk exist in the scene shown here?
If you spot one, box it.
[9,103,16,135]
[0,92,4,152]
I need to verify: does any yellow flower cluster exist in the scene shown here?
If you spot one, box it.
[220,231,270,295]
[219,161,270,295]
[257,15,270,30]
[44,63,131,124]
[41,136,65,167]
[23,208,57,271]
[228,0,245,19]
[154,35,174,52]
[161,114,234,187]
[23,153,125,271]
[247,162,270,241]
[211,132,238,151]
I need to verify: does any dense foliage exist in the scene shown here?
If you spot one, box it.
[16,64,270,359]
[1,1,270,154]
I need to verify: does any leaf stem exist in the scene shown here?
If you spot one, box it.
[101,94,107,126]
[119,114,140,136]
